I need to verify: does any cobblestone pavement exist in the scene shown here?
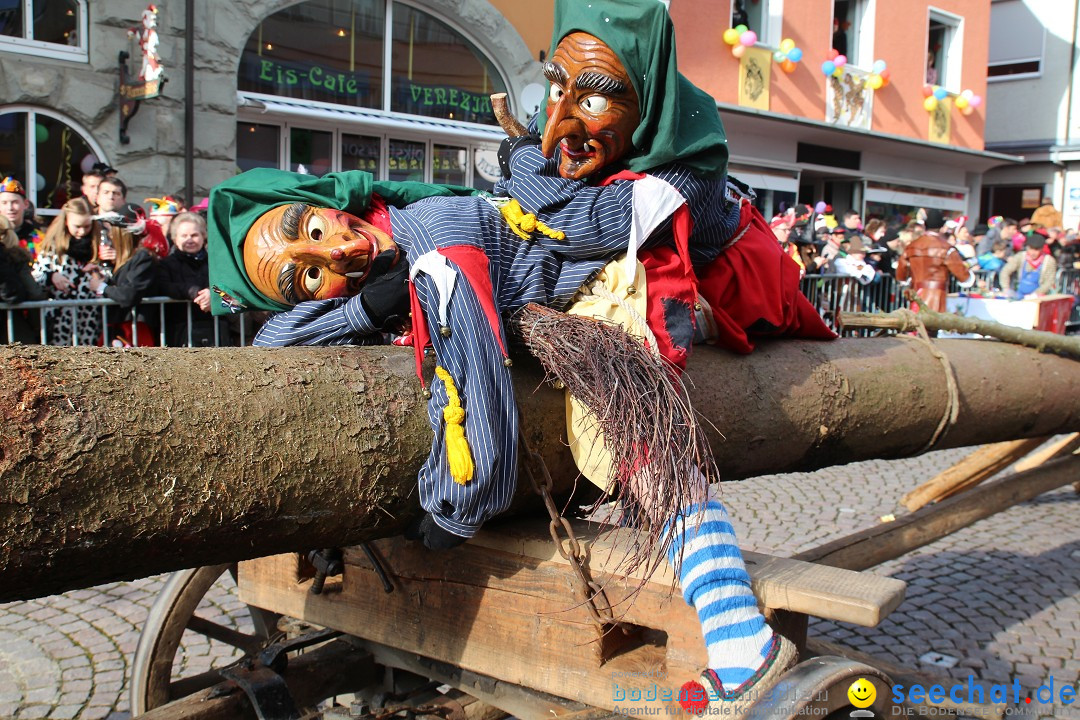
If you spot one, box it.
[0,443,1077,719]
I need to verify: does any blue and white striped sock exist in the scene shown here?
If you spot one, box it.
[666,500,775,689]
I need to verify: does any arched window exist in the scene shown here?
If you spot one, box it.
[0,107,108,214]
[0,0,88,61]
[238,0,507,125]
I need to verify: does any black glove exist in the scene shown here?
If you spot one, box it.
[498,134,542,179]
[359,255,411,330]
[404,513,468,551]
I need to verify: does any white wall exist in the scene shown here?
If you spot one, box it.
[984,0,1080,146]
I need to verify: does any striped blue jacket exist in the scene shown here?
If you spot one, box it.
[254,145,743,537]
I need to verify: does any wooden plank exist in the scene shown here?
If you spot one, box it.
[1012,432,1080,473]
[796,454,1080,571]
[238,518,906,714]
[902,438,1047,511]
[467,518,907,628]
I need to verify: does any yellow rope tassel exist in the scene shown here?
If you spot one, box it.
[434,365,474,485]
[499,198,566,241]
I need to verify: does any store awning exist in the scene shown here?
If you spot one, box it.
[237,92,506,144]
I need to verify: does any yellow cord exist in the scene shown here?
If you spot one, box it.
[434,365,474,485]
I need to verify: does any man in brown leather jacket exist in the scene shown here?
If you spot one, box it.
[896,208,973,313]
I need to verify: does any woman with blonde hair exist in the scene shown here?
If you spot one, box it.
[86,217,159,345]
[32,197,106,344]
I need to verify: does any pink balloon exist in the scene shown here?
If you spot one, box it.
[732,44,747,58]
[740,30,757,46]
[80,153,98,175]
[969,95,983,108]
[834,54,847,67]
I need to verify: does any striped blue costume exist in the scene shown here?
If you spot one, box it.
[253,144,743,538]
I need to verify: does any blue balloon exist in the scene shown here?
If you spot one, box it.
[872,59,887,74]
[933,87,948,100]
[788,48,803,63]
[822,61,836,76]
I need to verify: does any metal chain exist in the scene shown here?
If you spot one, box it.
[517,431,615,629]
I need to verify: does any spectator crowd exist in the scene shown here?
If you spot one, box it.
[0,167,234,347]
[2,166,1079,346]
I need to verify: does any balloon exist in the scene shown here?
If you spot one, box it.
[961,105,974,116]
[740,30,757,46]
[872,59,887,74]
[80,153,98,175]
[933,87,948,100]
[732,44,746,58]
[827,48,839,60]
[834,54,847,67]
[970,94,983,108]
[780,38,795,53]
[954,95,969,110]
[774,50,787,63]
[924,97,939,112]
[35,124,49,144]
[735,24,748,34]
[922,84,933,98]
[961,88,974,99]
[815,201,827,213]
[868,74,883,90]
[833,67,844,78]
[788,47,803,63]
[723,28,740,45]
[822,60,836,76]
[781,59,796,74]
[35,173,46,192]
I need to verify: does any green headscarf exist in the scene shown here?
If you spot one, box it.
[536,0,729,179]
[207,167,476,315]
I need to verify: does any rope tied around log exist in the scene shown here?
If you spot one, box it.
[895,308,960,454]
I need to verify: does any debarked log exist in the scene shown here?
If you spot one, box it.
[1,337,1079,602]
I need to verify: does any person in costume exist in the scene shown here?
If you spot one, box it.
[209,1,832,713]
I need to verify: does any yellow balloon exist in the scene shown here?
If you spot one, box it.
[924,96,939,112]
[955,96,969,109]
[832,67,843,78]
[780,38,795,53]
[869,75,883,90]
[723,28,740,45]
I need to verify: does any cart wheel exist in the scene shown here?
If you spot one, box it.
[129,563,281,715]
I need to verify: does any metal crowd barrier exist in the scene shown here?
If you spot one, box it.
[0,296,253,347]
[799,273,904,336]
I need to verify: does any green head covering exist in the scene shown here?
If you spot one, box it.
[537,0,728,179]
[207,167,476,315]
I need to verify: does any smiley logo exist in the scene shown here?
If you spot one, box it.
[847,678,876,708]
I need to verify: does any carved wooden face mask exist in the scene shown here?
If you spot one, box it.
[541,32,641,180]
[244,203,399,305]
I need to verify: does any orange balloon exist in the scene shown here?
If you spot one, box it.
[732,44,746,58]
[781,60,796,73]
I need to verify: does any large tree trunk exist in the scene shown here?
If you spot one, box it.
[1,338,1078,602]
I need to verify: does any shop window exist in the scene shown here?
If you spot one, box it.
[987,0,1043,80]
[290,127,333,176]
[927,8,963,92]
[236,123,281,172]
[730,0,782,47]
[340,133,381,173]
[0,108,105,214]
[390,3,505,123]
[239,0,386,109]
[432,144,466,186]
[832,0,872,68]
[0,0,86,61]
[239,0,507,125]
[388,138,425,183]
[472,147,500,192]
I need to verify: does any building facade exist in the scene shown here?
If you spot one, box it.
[983,0,1080,229]
[2,0,1007,225]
